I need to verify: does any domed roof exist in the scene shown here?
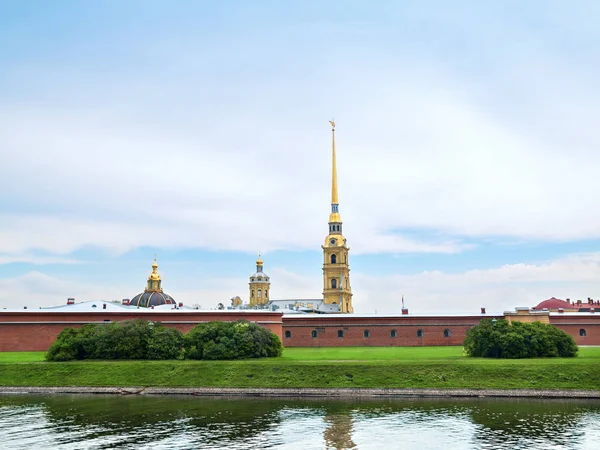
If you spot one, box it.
[130,256,175,308]
[250,272,269,281]
[249,253,269,282]
[534,297,573,310]
[129,291,175,308]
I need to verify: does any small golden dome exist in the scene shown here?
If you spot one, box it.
[148,256,161,281]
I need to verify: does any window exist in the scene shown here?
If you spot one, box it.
[285,330,291,338]
[331,254,337,264]
[258,289,262,298]
[417,329,424,337]
[311,330,318,338]
[251,290,255,298]
[265,290,268,298]
[580,328,587,337]
[444,329,451,338]
[390,329,397,338]
[338,330,344,338]
[364,330,370,338]
[331,278,337,289]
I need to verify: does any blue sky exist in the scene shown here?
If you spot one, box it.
[2,1,600,313]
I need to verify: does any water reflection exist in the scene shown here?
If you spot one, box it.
[0,395,599,449]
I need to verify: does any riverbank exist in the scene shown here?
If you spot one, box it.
[1,386,600,399]
[1,347,600,391]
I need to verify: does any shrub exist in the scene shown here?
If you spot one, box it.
[148,326,185,360]
[184,320,283,360]
[45,320,184,361]
[463,319,578,358]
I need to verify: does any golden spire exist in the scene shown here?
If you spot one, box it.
[149,255,161,281]
[329,120,342,224]
[256,252,263,267]
[330,120,338,205]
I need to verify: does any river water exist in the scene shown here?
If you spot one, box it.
[1,395,599,449]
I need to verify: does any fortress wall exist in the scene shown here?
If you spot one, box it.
[0,311,283,352]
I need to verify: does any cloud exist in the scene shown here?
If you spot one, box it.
[3,252,599,313]
[0,272,127,309]
[2,0,600,315]
[2,53,599,259]
[0,254,81,265]
[352,252,600,315]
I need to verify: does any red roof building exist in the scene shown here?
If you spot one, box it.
[533,297,577,311]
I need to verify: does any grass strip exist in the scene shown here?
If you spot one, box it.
[2,347,599,390]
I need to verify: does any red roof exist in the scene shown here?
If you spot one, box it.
[534,297,573,310]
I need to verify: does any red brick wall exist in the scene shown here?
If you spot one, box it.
[549,316,600,346]
[2,310,598,352]
[0,311,283,352]
[281,315,500,347]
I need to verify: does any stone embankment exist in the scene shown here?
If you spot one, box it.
[1,386,600,398]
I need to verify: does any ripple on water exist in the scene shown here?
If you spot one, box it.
[0,396,599,449]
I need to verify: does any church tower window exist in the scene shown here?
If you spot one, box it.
[331,278,337,289]
[331,254,336,264]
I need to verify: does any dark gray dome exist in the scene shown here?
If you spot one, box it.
[129,291,175,308]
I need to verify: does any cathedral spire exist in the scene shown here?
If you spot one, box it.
[322,120,353,313]
[329,120,341,225]
[330,120,338,206]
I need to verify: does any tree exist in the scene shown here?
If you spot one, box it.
[464,319,578,358]
[46,320,184,361]
[184,320,283,360]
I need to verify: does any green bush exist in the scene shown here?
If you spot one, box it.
[45,320,184,361]
[46,319,281,361]
[463,319,578,358]
[184,320,283,360]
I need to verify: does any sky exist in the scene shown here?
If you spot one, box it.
[1,0,600,314]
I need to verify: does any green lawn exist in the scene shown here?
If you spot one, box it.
[281,346,466,361]
[1,347,599,390]
[2,346,600,363]
[0,352,46,363]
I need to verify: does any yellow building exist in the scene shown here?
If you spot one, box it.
[249,255,270,307]
[322,121,353,313]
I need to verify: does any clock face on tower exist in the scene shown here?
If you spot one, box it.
[330,238,337,246]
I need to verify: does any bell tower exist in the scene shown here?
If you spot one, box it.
[249,254,270,307]
[322,121,353,313]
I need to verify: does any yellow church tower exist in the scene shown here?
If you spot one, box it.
[249,254,270,307]
[322,121,353,313]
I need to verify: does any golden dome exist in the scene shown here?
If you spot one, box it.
[148,256,161,281]
[329,212,342,223]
